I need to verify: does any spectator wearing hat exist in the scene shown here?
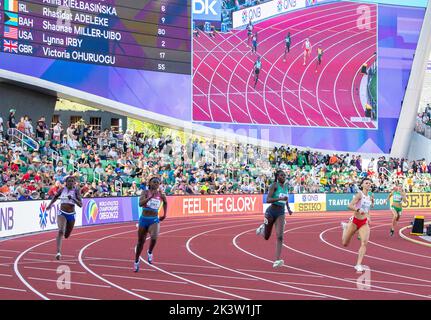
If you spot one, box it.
[36,117,47,141]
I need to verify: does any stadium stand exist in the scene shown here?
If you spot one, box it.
[1,110,431,202]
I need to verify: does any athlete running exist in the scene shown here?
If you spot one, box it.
[302,38,312,66]
[253,56,262,89]
[283,32,291,62]
[256,170,293,268]
[342,178,375,273]
[387,183,407,236]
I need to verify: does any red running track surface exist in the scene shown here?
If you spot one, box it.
[193,1,377,129]
[1,211,430,300]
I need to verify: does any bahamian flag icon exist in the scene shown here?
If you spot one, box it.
[4,11,18,26]
[4,0,18,12]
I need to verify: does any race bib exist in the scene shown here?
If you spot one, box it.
[147,198,161,210]
[278,193,288,202]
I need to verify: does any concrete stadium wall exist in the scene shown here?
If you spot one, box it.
[0,82,56,129]
[2,193,430,239]
[408,132,431,162]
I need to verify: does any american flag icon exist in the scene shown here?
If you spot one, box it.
[3,39,18,53]
[4,26,18,39]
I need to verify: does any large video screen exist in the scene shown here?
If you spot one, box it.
[0,0,192,118]
[193,0,426,153]
[0,0,427,154]
[194,1,378,129]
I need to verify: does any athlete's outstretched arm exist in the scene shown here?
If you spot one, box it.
[386,191,393,202]
[73,188,83,208]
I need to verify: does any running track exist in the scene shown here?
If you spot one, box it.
[1,211,430,300]
[193,1,377,129]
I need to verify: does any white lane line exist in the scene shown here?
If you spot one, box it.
[0,286,27,292]
[210,285,327,298]
[0,249,20,253]
[132,288,228,300]
[102,274,188,285]
[23,266,87,274]
[320,226,431,272]
[279,281,397,293]
[13,224,144,300]
[28,252,75,258]
[23,258,77,264]
[85,256,134,263]
[79,235,152,300]
[156,262,221,270]
[186,222,346,300]
[28,277,111,288]
[274,221,431,299]
[0,273,13,277]
[345,278,431,288]
[0,256,14,259]
[172,271,257,281]
[80,219,245,300]
[236,268,324,278]
[47,293,99,300]
[87,257,221,270]
[89,263,155,271]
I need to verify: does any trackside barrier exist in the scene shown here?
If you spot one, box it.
[0,200,83,238]
[0,195,264,238]
[232,0,307,28]
[166,194,263,217]
[2,193,429,238]
[402,193,431,210]
[326,193,390,211]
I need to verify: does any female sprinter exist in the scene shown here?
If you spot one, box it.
[46,175,82,260]
[256,170,293,268]
[387,183,407,236]
[342,177,374,272]
[302,38,312,65]
[134,176,167,272]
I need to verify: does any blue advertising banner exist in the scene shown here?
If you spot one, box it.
[326,193,390,211]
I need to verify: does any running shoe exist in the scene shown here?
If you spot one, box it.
[256,224,264,236]
[390,229,394,236]
[134,261,140,272]
[273,259,284,268]
[354,264,364,272]
[55,252,61,261]
[147,250,153,264]
[340,222,347,230]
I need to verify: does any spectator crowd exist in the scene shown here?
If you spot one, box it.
[1,109,431,202]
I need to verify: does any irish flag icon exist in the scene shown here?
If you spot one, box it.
[4,0,18,12]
